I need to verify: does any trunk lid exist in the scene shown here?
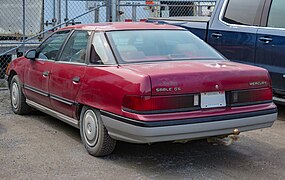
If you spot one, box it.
[121,60,270,96]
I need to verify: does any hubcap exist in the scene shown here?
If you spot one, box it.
[11,82,19,109]
[83,110,99,147]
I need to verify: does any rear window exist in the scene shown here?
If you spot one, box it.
[222,0,265,26]
[106,30,224,64]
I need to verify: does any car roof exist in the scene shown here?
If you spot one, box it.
[59,22,185,31]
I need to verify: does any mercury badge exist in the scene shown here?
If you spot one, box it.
[249,81,267,86]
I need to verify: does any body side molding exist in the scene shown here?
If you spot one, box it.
[26,99,79,128]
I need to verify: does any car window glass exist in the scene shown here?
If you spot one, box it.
[222,0,264,26]
[90,33,116,65]
[107,30,224,64]
[37,31,70,60]
[267,0,285,28]
[59,31,90,63]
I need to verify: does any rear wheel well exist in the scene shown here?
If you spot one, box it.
[8,70,17,88]
[76,103,84,120]
[76,104,102,121]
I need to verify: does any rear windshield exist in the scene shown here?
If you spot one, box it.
[106,30,224,64]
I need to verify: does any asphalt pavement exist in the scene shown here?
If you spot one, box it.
[0,90,285,180]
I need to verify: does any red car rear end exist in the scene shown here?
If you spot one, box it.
[6,23,277,156]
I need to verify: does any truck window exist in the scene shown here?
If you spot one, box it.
[222,0,265,26]
[267,0,285,28]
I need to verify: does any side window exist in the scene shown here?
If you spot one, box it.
[222,0,265,26]
[267,0,285,28]
[59,31,90,63]
[90,33,116,65]
[37,31,70,60]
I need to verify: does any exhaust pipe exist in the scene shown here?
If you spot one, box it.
[207,129,240,146]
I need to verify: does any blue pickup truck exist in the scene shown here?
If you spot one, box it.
[148,0,285,105]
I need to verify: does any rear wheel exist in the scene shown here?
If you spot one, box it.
[80,106,116,157]
[10,75,31,114]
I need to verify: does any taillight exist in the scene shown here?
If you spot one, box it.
[122,94,199,113]
[229,88,272,106]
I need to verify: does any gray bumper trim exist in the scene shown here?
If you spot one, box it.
[101,113,277,143]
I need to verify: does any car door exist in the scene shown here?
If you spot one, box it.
[49,30,90,117]
[24,30,70,107]
[256,0,285,93]
[208,0,266,65]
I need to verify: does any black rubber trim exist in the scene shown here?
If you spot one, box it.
[23,84,49,97]
[228,100,273,107]
[50,94,74,106]
[122,106,201,114]
[23,84,75,106]
[274,89,285,96]
[101,108,277,128]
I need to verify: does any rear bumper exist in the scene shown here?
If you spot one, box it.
[101,109,277,143]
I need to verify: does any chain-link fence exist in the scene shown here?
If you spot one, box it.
[118,0,215,22]
[0,0,216,89]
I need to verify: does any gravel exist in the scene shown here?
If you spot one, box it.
[0,90,285,180]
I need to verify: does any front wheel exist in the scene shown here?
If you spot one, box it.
[10,75,31,114]
[80,107,116,157]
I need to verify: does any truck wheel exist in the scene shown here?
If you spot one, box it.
[80,106,116,157]
[10,75,31,114]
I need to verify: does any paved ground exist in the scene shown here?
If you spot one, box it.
[0,90,285,180]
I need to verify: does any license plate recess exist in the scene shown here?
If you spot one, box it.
[201,91,226,109]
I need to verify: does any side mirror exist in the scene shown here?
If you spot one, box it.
[24,49,37,60]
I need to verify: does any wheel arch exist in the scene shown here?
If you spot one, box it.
[75,103,85,120]
[75,103,102,121]
[8,70,17,89]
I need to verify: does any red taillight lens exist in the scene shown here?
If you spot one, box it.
[122,95,199,113]
[230,88,272,106]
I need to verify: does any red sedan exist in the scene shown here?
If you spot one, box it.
[6,22,277,156]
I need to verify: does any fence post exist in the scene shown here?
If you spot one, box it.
[41,0,45,38]
[111,0,117,22]
[105,0,111,22]
[116,0,121,21]
[65,0,68,25]
[132,5,137,22]
[198,2,202,16]
[53,0,56,26]
[58,0,62,27]
[94,8,99,23]
[22,0,26,49]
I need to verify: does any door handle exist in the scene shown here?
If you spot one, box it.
[43,71,49,77]
[211,33,223,38]
[72,77,80,83]
[259,37,273,44]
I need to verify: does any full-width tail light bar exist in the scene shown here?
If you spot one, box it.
[122,94,200,114]
[123,88,273,114]
[229,88,273,106]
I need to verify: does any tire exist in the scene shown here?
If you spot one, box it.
[80,106,116,157]
[10,75,31,114]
